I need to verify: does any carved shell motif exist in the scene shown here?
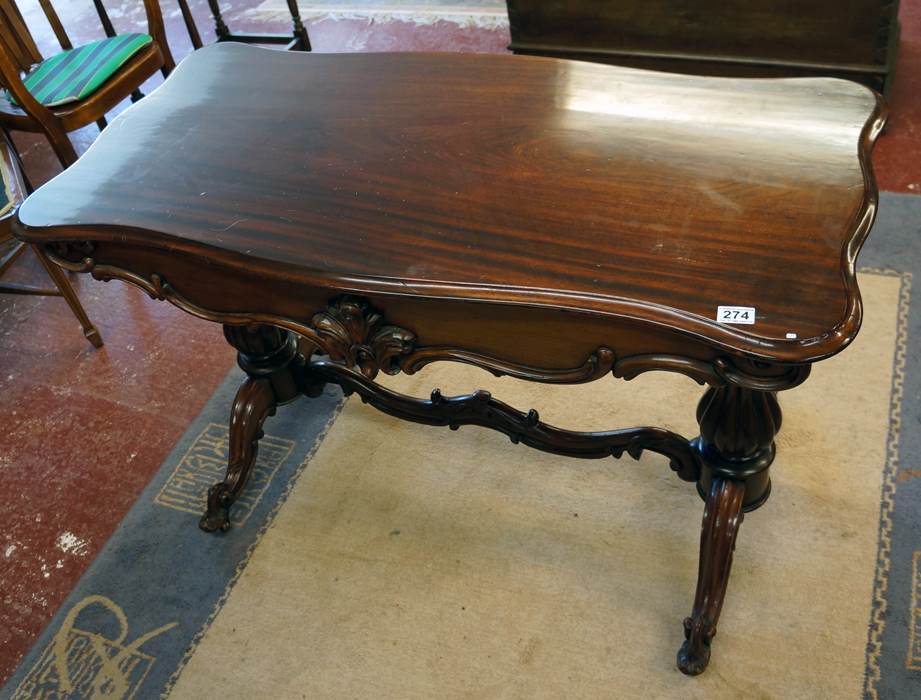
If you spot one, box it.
[311,296,416,379]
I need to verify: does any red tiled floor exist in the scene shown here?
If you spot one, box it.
[2,265,230,417]
[1,0,918,687]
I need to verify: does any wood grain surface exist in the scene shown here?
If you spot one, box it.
[14,43,885,362]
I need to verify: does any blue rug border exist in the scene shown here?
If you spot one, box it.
[858,191,921,700]
[0,369,345,700]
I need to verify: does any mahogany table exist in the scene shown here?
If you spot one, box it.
[13,43,886,676]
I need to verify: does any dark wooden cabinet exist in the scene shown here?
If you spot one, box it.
[507,0,900,96]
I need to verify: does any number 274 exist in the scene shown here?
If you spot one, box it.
[722,309,750,320]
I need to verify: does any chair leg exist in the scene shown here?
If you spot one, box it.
[47,130,78,168]
[32,245,103,348]
[0,240,28,277]
[287,0,311,51]
[160,47,176,76]
[96,116,108,131]
[206,0,231,40]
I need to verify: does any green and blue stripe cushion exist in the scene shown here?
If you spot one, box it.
[16,33,152,108]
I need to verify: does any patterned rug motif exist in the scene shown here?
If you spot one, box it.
[0,378,344,700]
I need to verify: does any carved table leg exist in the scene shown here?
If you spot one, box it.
[678,477,745,674]
[678,385,781,675]
[200,324,303,532]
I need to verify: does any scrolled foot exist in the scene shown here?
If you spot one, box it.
[199,483,233,533]
[677,617,713,675]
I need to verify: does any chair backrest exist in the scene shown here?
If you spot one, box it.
[0,1,43,73]
[0,0,138,74]
[37,0,74,51]
[0,0,126,81]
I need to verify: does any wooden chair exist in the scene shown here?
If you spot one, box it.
[175,0,311,52]
[0,129,102,347]
[0,0,175,168]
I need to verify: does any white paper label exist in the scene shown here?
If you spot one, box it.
[716,306,756,325]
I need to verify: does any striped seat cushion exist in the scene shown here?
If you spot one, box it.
[18,33,153,108]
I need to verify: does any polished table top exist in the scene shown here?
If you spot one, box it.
[15,43,885,363]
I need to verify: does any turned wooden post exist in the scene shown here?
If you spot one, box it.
[205,0,230,40]
[678,385,781,675]
[287,0,312,50]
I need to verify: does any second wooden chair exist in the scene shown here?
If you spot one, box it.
[0,0,175,168]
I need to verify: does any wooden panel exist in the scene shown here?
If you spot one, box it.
[506,0,898,68]
[511,51,890,94]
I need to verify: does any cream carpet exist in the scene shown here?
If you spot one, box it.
[169,272,901,699]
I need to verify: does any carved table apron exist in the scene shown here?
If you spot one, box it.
[12,44,886,676]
